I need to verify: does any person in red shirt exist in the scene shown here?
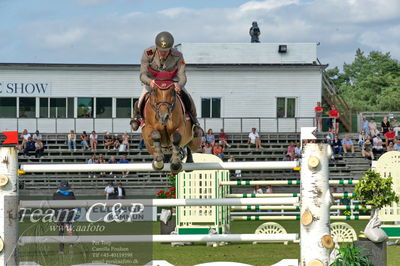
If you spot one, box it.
[328,105,340,135]
[212,142,224,159]
[314,102,323,132]
[384,127,396,148]
[217,129,231,149]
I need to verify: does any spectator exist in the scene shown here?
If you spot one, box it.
[328,105,340,135]
[80,131,90,151]
[331,135,343,157]
[113,134,121,150]
[372,134,384,157]
[392,118,400,138]
[98,154,106,177]
[88,155,98,178]
[253,185,263,194]
[384,128,396,148]
[381,116,391,136]
[104,132,113,152]
[217,129,231,149]
[138,136,145,150]
[362,138,374,160]
[342,135,355,156]
[119,155,129,177]
[20,129,31,150]
[34,139,45,158]
[67,130,77,152]
[265,185,273,194]
[205,129,216,146]
[33,130,42,141]
[115,183,126,199]
[122,133,130,151]
[104,182,116,200]
[387,142,395,152]
[212,142,224,159]
[52,180,76,254]
[368,119,378,138]
[393,138,400,151]
[89,131,98,151]
[286,142,296,161]
[247,128,263,150]
[358,130,367,149]
[23,137,36,157]
[325,129,334,144]
[228,155,241,178]
[361,116,370,136]
[108,156,118,178]
[202,142,213,154]
[314,102,323,132]
[294,143,302,160]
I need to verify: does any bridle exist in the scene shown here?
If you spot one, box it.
[149,80,177,123]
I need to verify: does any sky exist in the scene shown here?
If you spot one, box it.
[0,0,399,68]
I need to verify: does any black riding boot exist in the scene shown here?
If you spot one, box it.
[130,101,142,131]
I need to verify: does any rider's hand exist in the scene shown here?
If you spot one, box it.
[150,80,156,89]
[174,83,181,93]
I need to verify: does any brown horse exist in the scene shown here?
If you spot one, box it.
[141,78,202,173]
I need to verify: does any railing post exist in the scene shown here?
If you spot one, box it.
[240,118,243,133]
[0,147,19,265]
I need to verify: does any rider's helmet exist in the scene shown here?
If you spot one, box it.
[155,31,174,51]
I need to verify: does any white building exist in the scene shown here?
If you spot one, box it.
[0,43,325,133]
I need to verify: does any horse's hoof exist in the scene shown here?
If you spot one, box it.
[152,160,164,170]
[170,163,182,174]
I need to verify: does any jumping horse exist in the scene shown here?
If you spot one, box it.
[141,68,202,174]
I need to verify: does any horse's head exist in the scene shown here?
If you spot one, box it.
[151,80,176,126]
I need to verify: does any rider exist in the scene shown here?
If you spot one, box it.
[130,31,202,134]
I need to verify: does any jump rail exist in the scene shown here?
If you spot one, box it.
[231,215,370,221]
[19,198,299,208]
[225,193,357,198]
[20,161,300,173]
[230,205,372,211]
[220,180,359,186]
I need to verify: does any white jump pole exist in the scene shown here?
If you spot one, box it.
[0,147,18,265]
[20,161,299,173]
[19,233,299,244]
[19,197,299,208]
[300,143,334,265]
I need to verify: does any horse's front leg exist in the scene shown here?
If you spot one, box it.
[151,130,164,170]
[170,131,182,174]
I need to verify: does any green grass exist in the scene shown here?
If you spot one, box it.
[18,220,400,266]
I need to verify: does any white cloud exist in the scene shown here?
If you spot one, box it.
[44,28,86,48]
[74,0,116,7]
[239,0,298,12]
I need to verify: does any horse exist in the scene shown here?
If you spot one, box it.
[140,70,202,174]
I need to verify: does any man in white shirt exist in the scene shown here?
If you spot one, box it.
[104,183,115,200]
[33,130,42,141]
[372,134,384,157]
[247,128,263,150]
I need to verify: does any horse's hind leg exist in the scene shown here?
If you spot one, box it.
[151,130,164,170]
[170,131,182,174]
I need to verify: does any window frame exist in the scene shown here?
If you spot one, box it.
[276,97,297,118]
[201,97,221,118]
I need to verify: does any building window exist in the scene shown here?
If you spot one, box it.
[96,98,112,118]
[50,98,66,118]
[0,97,16,118]
[67,98,74,118]
[116,98,133,118]
[201,98,221,118]
[77,97,93,118]
[19,97,36,118]
[39,98,48,118]
[277,97,296,118]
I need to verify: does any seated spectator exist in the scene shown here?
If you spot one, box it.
[387,142,395,152]
[108,156,118,177]
[372,134,384,157]
[247,128,263,150]
[67,130,77,152]
[104,182,116,200]
[104,132,113,152]
[23,137,36,157]
[325,129,334,144]
[217,129,230,149]
[205,129,216,145]
[384,128,396,148]
[138,136,145,150]
[294,143,302,160]
[362,138,374,160]
[98,154,106,177]
[202,142,213,154]
[113,134,121,150]
[358,130,367,148]
[212,142,224,159]
[286,142,296,160]
[392,118,400,138]
[33,130,42,141]
[34,139,44,158]
[331,135,343,156]
[265,185,273,194]
[119,155,129,177]
[253,185,263,194]
[122,133,130,151]
[20,129,31,150]
[228,155,241,178]
[393,138,400,152]
[368,119,378,137]
[89,131,98,151]
[80,131,90,151]
[87,155,98,178]
[381,116,391,136]
[342,135,355,156]
[115,183,126,199]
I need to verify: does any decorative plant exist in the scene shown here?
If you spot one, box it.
[156,173,176,199]
[354,170,399,209]
[330,243,373,266]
